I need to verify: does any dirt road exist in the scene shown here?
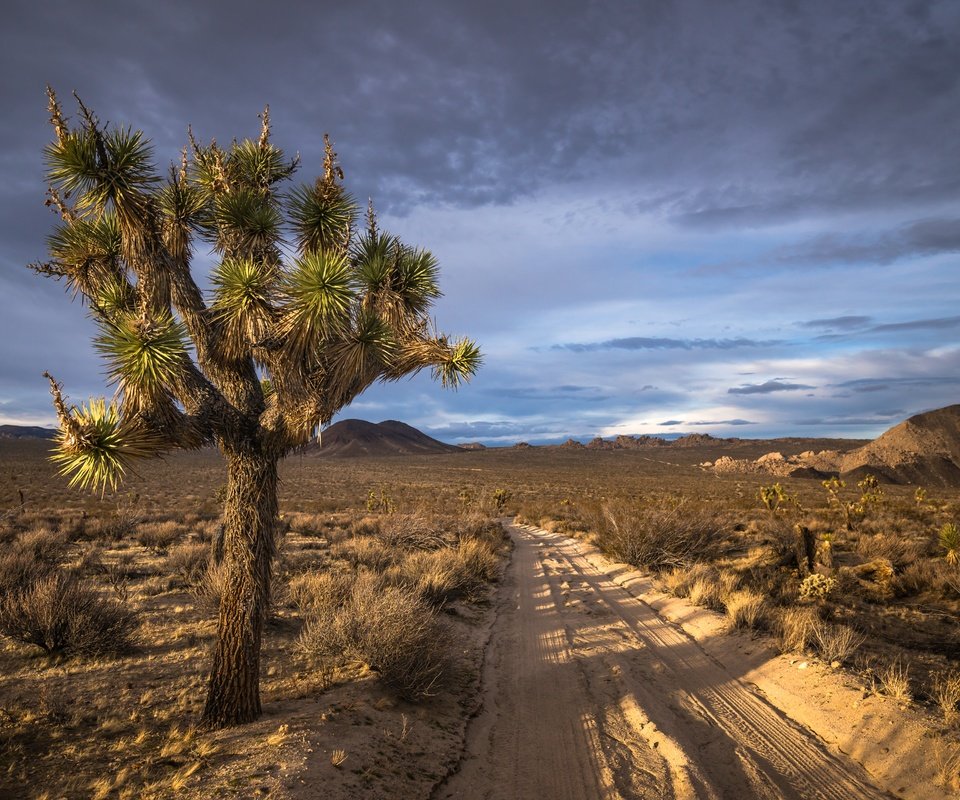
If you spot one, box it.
[435,522,893,800]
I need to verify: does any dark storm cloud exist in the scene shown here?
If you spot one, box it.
[728,380,815,395]
[554,337,782,353]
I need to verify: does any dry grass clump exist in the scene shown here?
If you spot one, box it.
[0,572,137,657]
[725,589,768,630]
[594,499,722,571]
[932,669,960,725]
[685,566,725,611]
[773,606,819,654]
[811,621,864,664]
[875,658,912,702]
[299,572,452,700]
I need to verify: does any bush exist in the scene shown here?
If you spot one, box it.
[166,542,209,585]
[811,621,864,664]
[379,514,448,551]
[330,537,397,572]
[288,570,354,615]
[592,500,722,570]
[0,573,137,657]
[136,521,184,553]
[299,572,452,700]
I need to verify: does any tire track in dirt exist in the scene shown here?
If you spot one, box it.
[435,523,894,800]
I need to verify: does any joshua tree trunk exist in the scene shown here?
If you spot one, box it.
[200,449,278,728]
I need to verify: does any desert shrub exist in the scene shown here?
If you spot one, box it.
[288,570,354,615]
[798,573,837,601]
[190,560,232,613]
[774,607,818,654]
[379,514,448,551]
[298,573,452,700]
[592,499,722,571]
[811,621,864,664]
[348,517,381,538]
[0,573,137,657]
[136,521,184,553]
[15,527,69,564]
[893,560,949,597]
[0,549,56,594]
[456,537,501,586]
[166,542,209,585]
[725,589,767,630]
[396,551,464,607]
[330,537,397,572]
[855,533,919,570]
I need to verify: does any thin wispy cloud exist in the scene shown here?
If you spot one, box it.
[553,337,783,353]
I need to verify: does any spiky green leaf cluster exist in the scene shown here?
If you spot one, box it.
[211,257,275,360]
[279,251,354,359]
[46,214,123,299]
[51,398,162,493]
[288,181,356,254]
[95,312,188,404]
[432,337,482,388]
[45,127,156,216]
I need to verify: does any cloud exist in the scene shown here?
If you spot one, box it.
[554,337,783,353]
[728,379,815,395]
[870,315,960,333]
[830,376,960,392]
[798,316,872,330]
[659,418,754,427]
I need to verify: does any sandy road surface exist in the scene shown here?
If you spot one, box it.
[435,523,893,800]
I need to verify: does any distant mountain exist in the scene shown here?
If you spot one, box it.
[841,405,960,487]
[0,425,57,440]
[308,419,461,457]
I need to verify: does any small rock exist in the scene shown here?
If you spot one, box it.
[798,662,808,670]
[830,661,841,669]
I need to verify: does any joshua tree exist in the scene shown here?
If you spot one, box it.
[31,89,480,728]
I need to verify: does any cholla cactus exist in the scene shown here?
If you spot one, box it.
[31,90,480,728]
[799,573,837,601]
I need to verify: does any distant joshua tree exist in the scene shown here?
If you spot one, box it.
[31,89,480,728]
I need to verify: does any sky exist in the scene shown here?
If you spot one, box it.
[2,0,959,445]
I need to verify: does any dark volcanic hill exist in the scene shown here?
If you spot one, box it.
[0,425,56,440]
[841,405,960,487]
[310,419,460,457]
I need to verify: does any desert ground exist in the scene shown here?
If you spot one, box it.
[2,432,960,799]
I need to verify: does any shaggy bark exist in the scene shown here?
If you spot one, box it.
[200,449,278,728]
